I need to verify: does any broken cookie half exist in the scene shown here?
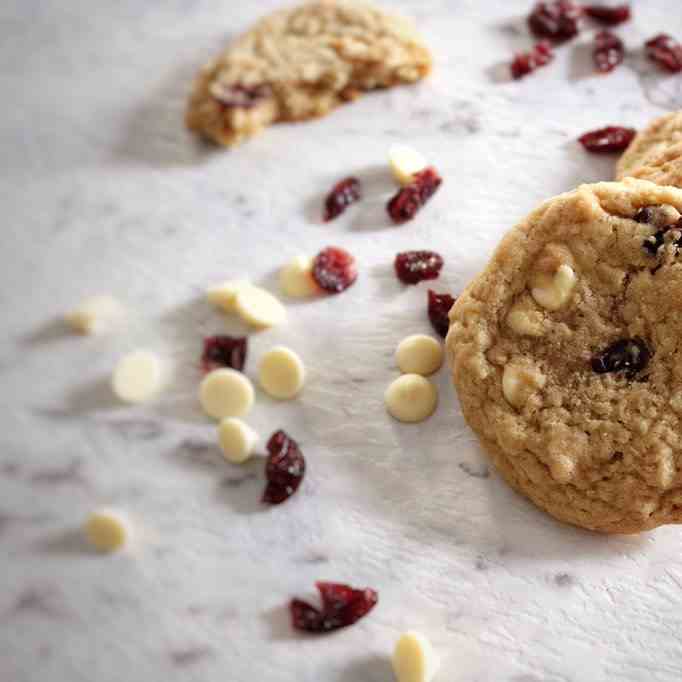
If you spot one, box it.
[185,0,432,146]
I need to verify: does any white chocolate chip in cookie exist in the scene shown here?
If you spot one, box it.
[392,631,439,682]
[65,295,123,335]
[502,363,546,409]
[112,350,162,404]
[389,144,427,186]
[84,509,131,552]
[395,334,443,376]
[530,264,577,311]
[206,279,250,313]
[385,374,438,423]
[506,300,545,337]
[258,346,305,399]
[199,368,254,420]
[279,256,318,298]
[218,417,258,463]
[234,286,287,328]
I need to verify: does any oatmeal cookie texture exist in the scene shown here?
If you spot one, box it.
[185,0,432,146]
[446,178,682,533]
[616,110,682,180]
[620,141,682,190]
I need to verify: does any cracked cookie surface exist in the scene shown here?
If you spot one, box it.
[185,0,431,147]
[446,178,682,533]
[620,140,682,190]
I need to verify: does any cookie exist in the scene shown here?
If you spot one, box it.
[446,178,682,534]
[185,0,431,146]
[620,140,682,190]
[616,111,682,180]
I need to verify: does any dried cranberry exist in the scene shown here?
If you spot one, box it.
[394,251,444,285]
[645,34,682,73]
[428,289,456,338]
[323,177,362,222]
[201,335,247,373]
[583,4,630,25]
[211,83,272,108]
[290,582,378,633]
[634,206,682,254]
[510,40,554,79]
[312,246,357,293]
[386,167,442,224]
[593,30,624,73]
[642,229,667,255]
[528,1,581,42]
[591,338,651,377]
[578,126,636,153]
[262,430,305,505]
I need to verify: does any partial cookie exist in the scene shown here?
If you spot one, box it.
[621,140,682,190]
[616,111,682,179]
[446,178,682,534]
[186,0,431,147]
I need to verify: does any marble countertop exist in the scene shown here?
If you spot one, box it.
[3,1,682,680]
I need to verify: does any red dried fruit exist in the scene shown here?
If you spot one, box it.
[262,430,305,505]
[510,40,554,79]
[394,251,444,285]
[583,4,630,25]
[578,126,636,153]
[591,338,651,378]
[386,167,442,224]
[593,30,624,73]
[528,1,581,42]
[201,335,247,373]
[312,246,357,293]
[211,83,272,108]
[290,582,378,633]
[428,289,456,338]
[323,177,362,222]
[645,34,682,73]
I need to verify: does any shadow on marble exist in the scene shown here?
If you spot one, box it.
[19,318,73,348]
[561,138,617,186]
[169,437,223,472]
[262,603,302,642]
[486,61,513,85]
[34,528,100,557]
[34,377,122,419]
[215,457,264,515]
[336,654,393,682]
[568,42,596,82]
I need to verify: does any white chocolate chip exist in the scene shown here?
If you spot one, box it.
[206,279,250,313]
[395,335,443,376]
[392,632,440,682]
[385,374,438,423]
[199,368,254,420]
[65,295,123,335]
[502,363,546,409]
[389,145,428,186]
[530,264,577,311]
[111,350,162,404]
[258,346,305,399]
[84,509,131,552]
[218,417,258,463]
[234,286,286,328]
[506,302,545,337]
[279,256,318,298]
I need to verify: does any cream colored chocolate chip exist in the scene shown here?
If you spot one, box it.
[259,346,305,399]
[112,350,162,404]
[389,144,428,186]
[395,335,443,376]
[279,256,318,298]
[65,295,123,335]
[218,417,258,463]
[506,302,544,337]
[84,509,130,552]
[392,632,440,682]
[530,264,576,311]
[206,279,250,313]
[234,286,286,328]
[385,374,438,423]
[502,363,546,409]
[199,368,254,420]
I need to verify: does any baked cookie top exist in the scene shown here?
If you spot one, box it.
[617,111,682,179]
[186,0,431,146]
[623,140,682,190]
[446,178,682,533]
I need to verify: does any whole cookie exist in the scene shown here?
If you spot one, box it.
[186,0,431,147]
[622,140,682,189]
[446,178,682,534]
[616,111,682,180]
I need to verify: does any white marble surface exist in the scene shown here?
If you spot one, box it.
[3,1,682,681]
